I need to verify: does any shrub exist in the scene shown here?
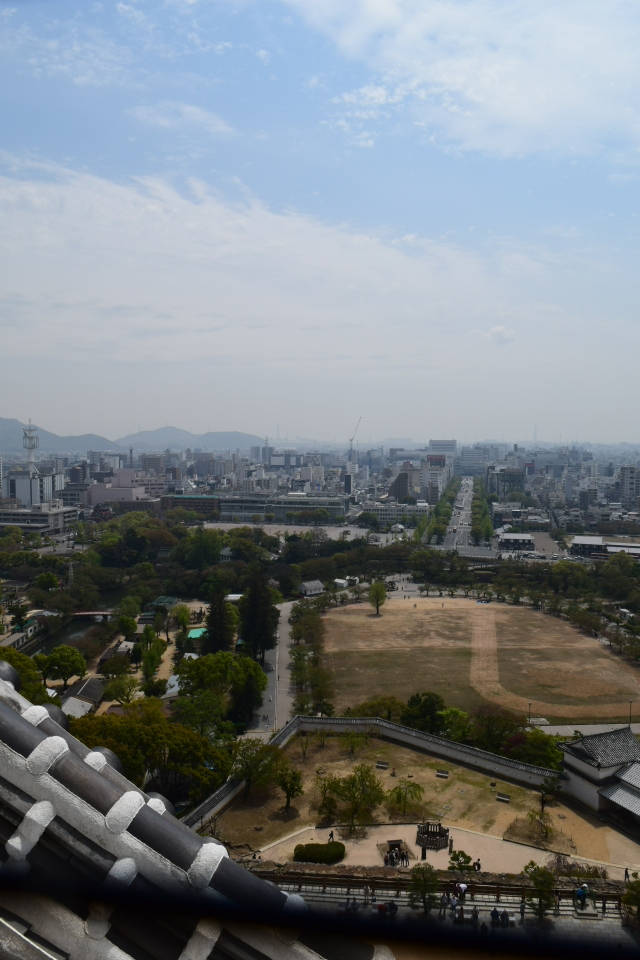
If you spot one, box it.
[293,841,345,864]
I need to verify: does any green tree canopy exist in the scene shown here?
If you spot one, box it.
[0,649,56,705]
[401,692,446,734]
[368,581,386,615]
[276,762,304,809]
[231,738,281,796]
[104,675,139,705]
[238,563,279,664]
[205,582,237,654]
[47,645,86,690]
[70,698,230,802]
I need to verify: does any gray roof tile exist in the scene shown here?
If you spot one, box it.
[599,779,640,816]
[564,726,640,767]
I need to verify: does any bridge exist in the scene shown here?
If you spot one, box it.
[70,610,111,619]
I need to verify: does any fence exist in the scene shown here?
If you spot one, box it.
[182,716,557,830]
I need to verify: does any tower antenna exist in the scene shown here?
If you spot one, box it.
[23,419,39,472]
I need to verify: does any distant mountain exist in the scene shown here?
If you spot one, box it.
[0,419,122,454]
[0,419,265,456]
[116,428,264,452]
[115,427,201,449]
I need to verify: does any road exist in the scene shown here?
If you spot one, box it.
[432,476,498,559]
[245,600,294,740]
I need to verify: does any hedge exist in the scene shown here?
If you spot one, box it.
[293,841,345,865]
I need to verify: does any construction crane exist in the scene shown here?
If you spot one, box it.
[348,417,361,459]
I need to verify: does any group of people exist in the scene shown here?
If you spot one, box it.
[384,848,410,867]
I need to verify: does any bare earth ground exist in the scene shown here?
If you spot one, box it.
[215,736,640,878]
[323,598,640,722]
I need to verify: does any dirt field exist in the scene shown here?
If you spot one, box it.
[214,734,532,854]
[323,598,640,722]
[214,734,640,874]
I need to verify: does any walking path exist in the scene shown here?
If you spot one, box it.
[470,604,640,719]
[258,822,640,882]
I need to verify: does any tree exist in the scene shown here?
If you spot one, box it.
[117,616,138,642]
[401,692,446,734]
[229,657,268,722]
[33,653,56,687]
[335,763,385,834]
[449,849,473,874]
[276,763,304,809]
[622,872,640,919]
[238,563,279,664]
[438,707,473,742]
[205,583,236,654]
[503,729,563,769]
[104,675,139,705]
[119,596,141,619]
[173,604,191,633]
[340,731,368,755]
[172,690,225,739]
[471,704,525,753]
[48,645,86,690]
[36,571,58,592]
[387,778,425,815]
[408,864,439,913]
[0,649,56,705]
[527,809,553,838]
[345,695,405,723]
[9,603,29,632]
[102,653,130,680]
[314,772,341,819]
[369,581,386,616]
[523,862,556,919]
[231,739,281,797]
[70,698,230,803]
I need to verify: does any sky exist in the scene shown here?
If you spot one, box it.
[1,0,640,444]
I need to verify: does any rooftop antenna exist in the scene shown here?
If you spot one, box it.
[23,419,39,471]
[348,416,361,459]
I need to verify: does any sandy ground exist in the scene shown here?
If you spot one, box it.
[216,736,640,879]
[323,598,640,722]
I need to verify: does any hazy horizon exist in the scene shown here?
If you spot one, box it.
[2,1,640,441]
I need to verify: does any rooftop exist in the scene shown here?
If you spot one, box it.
[564,727,640,768]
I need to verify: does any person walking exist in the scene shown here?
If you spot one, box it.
[439,893,448,918]
[520,898,526,922]
[329,830,334,842]
[625,867,630,882]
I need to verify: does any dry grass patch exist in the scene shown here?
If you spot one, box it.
[323,598,640,721]
[213,734,532,853]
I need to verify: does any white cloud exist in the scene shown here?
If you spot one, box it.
[283,0,640,158]
[129,101,233,135]
[0,160,543,369]
[0,159,639,438]
[484,324,516,344]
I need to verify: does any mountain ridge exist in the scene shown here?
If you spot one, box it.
[0,419,264,454]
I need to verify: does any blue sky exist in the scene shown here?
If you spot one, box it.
[1,0,640,443]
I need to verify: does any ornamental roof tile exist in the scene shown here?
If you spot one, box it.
[563,726,640,768]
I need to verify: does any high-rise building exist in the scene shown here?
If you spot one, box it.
[620,465,640,509]
[140,454,165,476]
[429,439,457,455]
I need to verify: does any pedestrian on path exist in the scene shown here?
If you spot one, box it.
[520,899,525,921]
[625,867,630,881]
[329,830,334,842]
[439,893,448,917]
